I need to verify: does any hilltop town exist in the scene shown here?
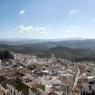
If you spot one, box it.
[0,52,94,95]
[0,0,95,94]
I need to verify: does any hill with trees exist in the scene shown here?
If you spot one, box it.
[0,39,95,62]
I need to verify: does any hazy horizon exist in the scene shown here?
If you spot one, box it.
[0,37,94,42]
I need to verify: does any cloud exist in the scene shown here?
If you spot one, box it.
[19,10,26,15]
[17,25,47,34]
[69,9,79,15]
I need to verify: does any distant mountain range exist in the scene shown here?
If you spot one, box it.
[40,39,95,50]
[1,39,95,49]
[0,39,95,62]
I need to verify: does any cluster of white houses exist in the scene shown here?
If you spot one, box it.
[0,53,95,95]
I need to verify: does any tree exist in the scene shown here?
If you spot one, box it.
[0,50,14,62]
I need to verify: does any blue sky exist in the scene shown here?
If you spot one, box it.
[1,0,95,39]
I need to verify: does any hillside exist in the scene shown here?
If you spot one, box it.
[1,39,95,62]
[1,39,95,49]
[35,46,95,61]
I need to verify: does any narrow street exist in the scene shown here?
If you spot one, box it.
[73,68,80,89]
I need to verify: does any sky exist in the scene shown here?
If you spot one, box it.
[1,0,95,39]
